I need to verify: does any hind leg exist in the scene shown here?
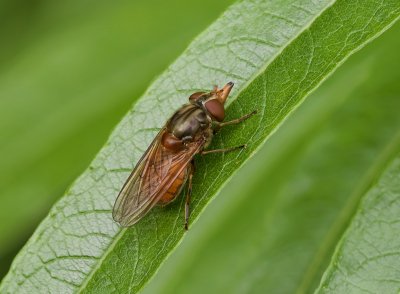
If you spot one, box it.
[184,161,195,230]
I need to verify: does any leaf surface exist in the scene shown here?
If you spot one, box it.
[1,0,399,293]
[142,21,400,294]
[0,0,233,267]
[316,151,400,293]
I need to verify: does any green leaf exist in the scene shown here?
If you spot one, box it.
[1,0,399,293]
[0,0,234,274]
[141,21,400,294]
[316,152,400,293]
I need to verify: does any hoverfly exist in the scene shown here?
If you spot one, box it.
[113,82,256,230]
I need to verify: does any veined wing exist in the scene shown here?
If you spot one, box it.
[112,129,205,227]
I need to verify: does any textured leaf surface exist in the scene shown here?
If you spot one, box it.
[0,0,233,270]
[1,0,399,293]
[142,21,400,294]
[316,152,400,293]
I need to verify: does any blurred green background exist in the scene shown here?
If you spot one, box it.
[1,0,400,291]
[0,0,234,278]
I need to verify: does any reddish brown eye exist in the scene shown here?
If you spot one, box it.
[204,99,225,122]
[189,92,205,102]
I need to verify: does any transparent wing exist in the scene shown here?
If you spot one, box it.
[112,129,204,227]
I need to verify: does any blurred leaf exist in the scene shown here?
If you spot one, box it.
[0,0,234,275]
[1,0,399,293]
[142,21,400,294]
[316,152,400,293]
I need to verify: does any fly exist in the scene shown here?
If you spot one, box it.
[112,82,256,230]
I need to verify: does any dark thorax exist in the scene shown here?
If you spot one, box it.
[167,104,211,141]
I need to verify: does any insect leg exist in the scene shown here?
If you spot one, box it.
[216,110,257,129]
[200,145,246,155]
[184,161,195,230]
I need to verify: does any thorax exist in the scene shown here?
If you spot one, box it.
[167,104,211,140]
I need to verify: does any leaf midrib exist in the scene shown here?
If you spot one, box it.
[77,227,126,292]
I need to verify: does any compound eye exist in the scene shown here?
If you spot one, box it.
[204,99,225,122]
[189,92,206,102]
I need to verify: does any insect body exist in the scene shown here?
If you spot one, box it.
[112,82,256,229]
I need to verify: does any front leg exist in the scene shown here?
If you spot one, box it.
[214,110,257,133]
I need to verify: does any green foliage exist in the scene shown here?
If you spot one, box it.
[0,0,234,277]
[317,153,400,293]
[143,21,400,294]
[1,0,400,293]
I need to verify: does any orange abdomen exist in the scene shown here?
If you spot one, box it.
[158,168,188,205]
